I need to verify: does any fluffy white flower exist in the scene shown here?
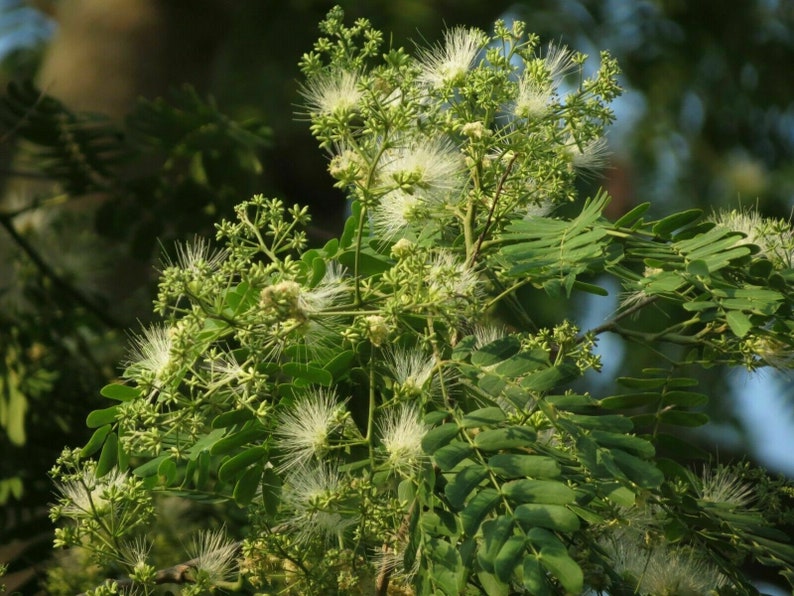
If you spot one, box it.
[165,235,227,274]
[426,250,481,301]
[299,262,350,314]
[379,138,466,202]
[379,405,427,471]
[274,388,347,469]
[125,324,173,382]
[610,543,727,595]
[513,44,576,119]
[566,136,610,173]
[370,189,423,241]
[283,463,356,542]
[301,70,362,116]
[471,323,509,350]
[698,465,754,508]
[417,27,485,87]
[187,528,239,583]
[117,535,152,573]
[708,208,794,268]
[387,347,435,394]
[55,468,129,518]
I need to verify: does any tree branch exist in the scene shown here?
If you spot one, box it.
[0,211,124,330]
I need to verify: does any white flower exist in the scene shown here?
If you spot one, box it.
[471,323,509,350]
[55,468,129,518]
[708,208,794,268]
[117,535,152,573]
[698,465,754,508]
[566,136,610,173]
[299,262,349,314]
[301,70,362,116]
[387,347,435,394]
[426,250,480,301]
[603,537,728,595]
[166,235,228,274]
[371,189,423,241]
[379,405,427,471]
[187,528,238,583]
[379,137,466,204]
[417,27,485,87]
[125,323,173,382]
[513,44,576,119]
[283,463,356,542]
[274,388,347,469]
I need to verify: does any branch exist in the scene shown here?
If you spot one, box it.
[0,211,124,330]
[78,541,243,595]
[469,152,519,266]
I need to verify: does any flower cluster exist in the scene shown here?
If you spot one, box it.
[48,7,794,596]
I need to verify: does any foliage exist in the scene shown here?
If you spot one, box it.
[0,74,269,589]
[48,7,794,595]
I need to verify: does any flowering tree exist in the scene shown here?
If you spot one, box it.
[48,7,794,595]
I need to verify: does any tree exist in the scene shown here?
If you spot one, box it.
[45,8,794,595]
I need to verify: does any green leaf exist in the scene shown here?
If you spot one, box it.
[234,464,263,506]
[501,479,575,504]
[477,571,510,596]
[605,484,637,507]
[493,350,547,377]
[651,208,702,237]
[567,414,633,433]
[658,410,710,427]
[260,467,281,516]
[133,455,170,478]
[461,407,506,428]
[515,503,580,532]
[212,409,254,428]
[96,432,118,477]
[589,430,655,458]
[81,425,112,458]
[323,350,355,380]
[445,464,489,509]
[599,392,658,409]
[487,454,561,479]
[421,510,459,538]
[99,383,139,402]
[535,532,584,594]
[210,422,267,456]
[611,449,664,489]
[686,259,710,277]
[434,442,474,471]
[494,535,525,583]
[474,426,536,451]
[613,202,650,228]
[217,446,267,483]
[572,280,609,295]
[521,363,579,391]
[471,337,520,367]
[726,310,753,338]
[86,405,120,428]
[661,390,708,408]
[522,556,551,596]
[461,487,501,536]
[422,422,460,453]
[281,362,333,387]
[478,515,514,573]
[158,457,177,484]
[425,537,464,596]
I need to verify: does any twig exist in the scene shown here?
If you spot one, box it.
[0,211,124,330]
[582,295,658,340]
[469,152,519,265]
[78,541,242,595]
